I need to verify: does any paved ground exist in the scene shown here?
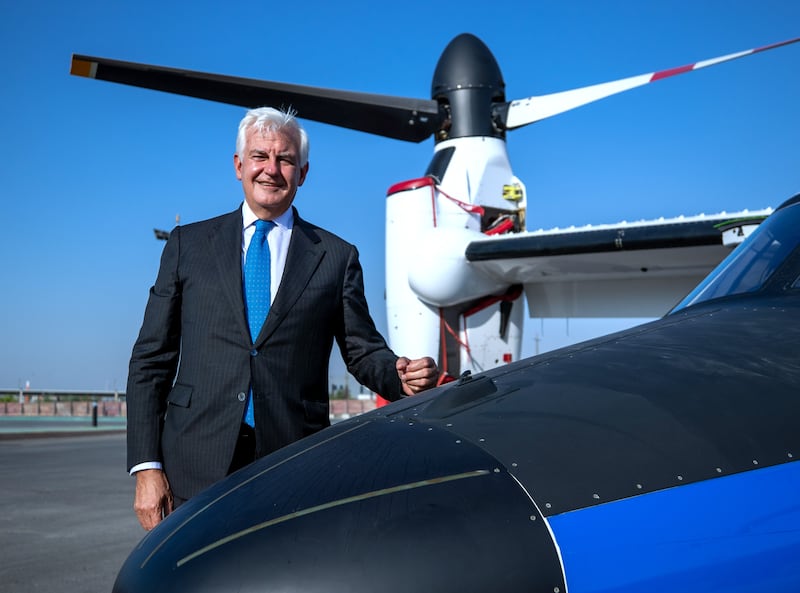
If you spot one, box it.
[0,416,127,439]
[0,429,144,593]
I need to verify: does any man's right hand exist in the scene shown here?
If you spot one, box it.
[134,469,173,531]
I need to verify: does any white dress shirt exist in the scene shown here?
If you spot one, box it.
[241,201,293,301]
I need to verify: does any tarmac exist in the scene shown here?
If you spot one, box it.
[0,418,142,593]
[0,416,128,439]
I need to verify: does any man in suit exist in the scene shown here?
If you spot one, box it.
[127,107,439,531]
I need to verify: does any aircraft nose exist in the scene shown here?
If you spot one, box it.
[114,416,566,593]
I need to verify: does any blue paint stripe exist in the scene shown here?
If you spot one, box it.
[547,461,800,593]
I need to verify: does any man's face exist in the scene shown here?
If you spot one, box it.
[234,127,309,220]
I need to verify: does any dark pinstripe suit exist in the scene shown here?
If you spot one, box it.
[126,206,403,500]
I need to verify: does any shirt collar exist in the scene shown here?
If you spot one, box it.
[241,202,295,231]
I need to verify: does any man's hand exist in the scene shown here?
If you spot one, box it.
[396,356,439,396]
[134,469,173,531]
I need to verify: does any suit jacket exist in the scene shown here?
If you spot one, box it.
[126,206,403,500]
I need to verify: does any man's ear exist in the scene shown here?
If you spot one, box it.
[233,153,243,180]
[298,162,309,186]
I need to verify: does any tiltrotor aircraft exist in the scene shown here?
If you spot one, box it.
[113,191,800,591]
[71,33,800,592]
[70,34,798,383]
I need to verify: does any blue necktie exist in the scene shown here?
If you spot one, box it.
[243,220,273,426]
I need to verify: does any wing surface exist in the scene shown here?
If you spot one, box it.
[466,211,770,317]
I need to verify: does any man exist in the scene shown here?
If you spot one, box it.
[127,107,438,531]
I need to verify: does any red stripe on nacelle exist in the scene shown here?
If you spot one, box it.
[386,176,435,196]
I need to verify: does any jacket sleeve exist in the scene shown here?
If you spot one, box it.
[125,226,183,470]
[336,245,404,401]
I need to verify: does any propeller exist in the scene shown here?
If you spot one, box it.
[500,36,800,130]
[70,55,443,142]
[71,34,800,143]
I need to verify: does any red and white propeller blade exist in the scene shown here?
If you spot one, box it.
[504,37,800,130]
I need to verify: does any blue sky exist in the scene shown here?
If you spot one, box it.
[1,1,798,391]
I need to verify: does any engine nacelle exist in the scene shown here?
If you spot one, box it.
[386,171,525,380]
[409,227,508,307]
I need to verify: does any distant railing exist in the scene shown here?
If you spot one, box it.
[329,397,377,419]
[0,389,377,420]
[0,389,125,417]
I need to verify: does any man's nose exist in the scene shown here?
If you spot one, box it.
[263,158,279,175]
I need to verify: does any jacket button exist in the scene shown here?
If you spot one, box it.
[250,349,258,356]
[237,392,246,402]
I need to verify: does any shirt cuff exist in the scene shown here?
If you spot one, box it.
[130,461,163,475]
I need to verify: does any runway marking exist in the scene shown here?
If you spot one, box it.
[176,469,491,567]
[140,421,370,568]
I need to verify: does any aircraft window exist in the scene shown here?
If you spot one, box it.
[671,201,800,312]
[424,146,455,181]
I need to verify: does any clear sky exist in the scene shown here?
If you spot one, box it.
[1,0,798,391]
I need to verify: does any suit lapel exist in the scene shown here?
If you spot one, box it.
[255,212,324,347]
[209,208,252,342]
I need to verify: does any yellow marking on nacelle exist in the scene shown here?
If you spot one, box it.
[502,184,523,202]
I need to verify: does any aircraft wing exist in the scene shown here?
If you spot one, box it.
[466,211,771,317]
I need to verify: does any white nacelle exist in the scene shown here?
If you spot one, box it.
[385,135,527,378]
[435,136,521,215]
[408,227,508,307]
[385,180,441,360]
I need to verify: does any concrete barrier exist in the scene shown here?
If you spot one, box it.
[329,399,377,418]
[0,398,366,420]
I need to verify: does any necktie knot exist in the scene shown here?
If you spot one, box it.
[254,219,273,236]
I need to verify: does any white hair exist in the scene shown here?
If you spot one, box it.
[236,107,309,167]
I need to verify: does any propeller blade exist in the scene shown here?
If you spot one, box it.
[502,36,800,130]
[70,55,442,142]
